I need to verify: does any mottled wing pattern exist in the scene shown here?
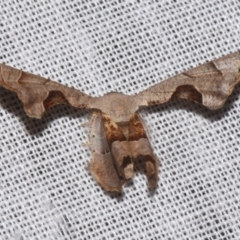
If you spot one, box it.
[89,112,158,192]
[128,113,158,189]
[0,64,93,118]
[137,52,240,109]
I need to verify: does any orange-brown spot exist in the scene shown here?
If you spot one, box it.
[128,113,147,141]
[102,114,126,146]
[43,90,68,110]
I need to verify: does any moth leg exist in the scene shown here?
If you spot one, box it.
[80,121,91,128]
[88,111,125,192]
[129,113,159,189]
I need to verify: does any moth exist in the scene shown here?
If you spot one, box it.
[0,51,240,192]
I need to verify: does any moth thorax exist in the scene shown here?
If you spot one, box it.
[116,122,130,140]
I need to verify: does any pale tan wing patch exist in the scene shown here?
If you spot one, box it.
[90,152,124,192]
[88,111,125,192]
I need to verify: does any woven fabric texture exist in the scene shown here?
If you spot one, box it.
[0,1,240,240]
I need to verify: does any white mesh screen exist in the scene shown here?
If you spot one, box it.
[0,1,240,240]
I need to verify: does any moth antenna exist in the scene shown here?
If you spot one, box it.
[81,142,91,147]
[80,121,91,128]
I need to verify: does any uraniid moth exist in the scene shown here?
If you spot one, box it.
[0,51,240,192]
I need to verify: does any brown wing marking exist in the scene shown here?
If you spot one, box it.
[170,85,203,104]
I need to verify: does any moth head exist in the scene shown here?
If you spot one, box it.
[92,92,139,123]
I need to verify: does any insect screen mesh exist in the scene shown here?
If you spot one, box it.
[0,1,240,240]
